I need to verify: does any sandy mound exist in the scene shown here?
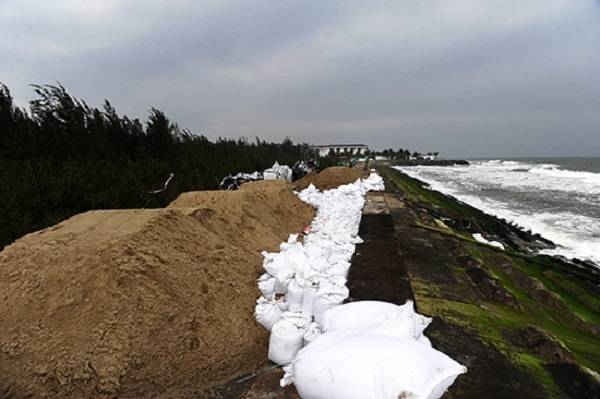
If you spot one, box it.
[0,181,313,398]
[293,167,365,191]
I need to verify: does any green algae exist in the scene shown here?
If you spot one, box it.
[381,165,600,398]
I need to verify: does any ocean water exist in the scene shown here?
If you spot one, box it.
[394,157,600,267]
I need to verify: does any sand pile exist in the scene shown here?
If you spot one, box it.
[0,180,313,399]
[293,167,365,191]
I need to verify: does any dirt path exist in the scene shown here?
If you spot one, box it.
[347,193,414,304]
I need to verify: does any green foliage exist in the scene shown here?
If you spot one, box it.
[369,147,412,160]
[0,83,312,249]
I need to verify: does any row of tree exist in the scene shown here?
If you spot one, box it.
[0,83,314,249]
[371,148,439,160]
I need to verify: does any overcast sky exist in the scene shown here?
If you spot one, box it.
[1,1,599,157]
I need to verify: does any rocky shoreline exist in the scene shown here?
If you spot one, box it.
[392,159,470,167]
[378,165,599,398]
[389,167,600,283]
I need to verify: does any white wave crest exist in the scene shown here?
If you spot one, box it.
[394,162,600,266]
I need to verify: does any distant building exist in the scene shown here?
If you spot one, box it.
[409,153,438,161]
[312,144,369,157]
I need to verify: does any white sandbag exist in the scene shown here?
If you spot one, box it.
[264,237,309,284]
[362,172,385,191]
[312,293,346,325]
[287,278,304,313]
[418,334,432,347]
[371,311,432,340]
[263,171,277,180]
[257,273,276,298]
[416,314,433,339]
[317,276,349,298]
[312,299,335,326]
[350,235,364,244]
[312,278,349,325]
[275,295,289,311]
[274,277,288,294]
[263,162,293,182]
[268,314,309,365]
[287,233,299,244]
[288,331,466,399]
[301,283,318,319]
[283,310,312,329]
[262,237,306,284]
[328,260,351,278]
[262,251,296,284]
[303,322,322,345]
[322,300,415,334]
[255,297,283,331]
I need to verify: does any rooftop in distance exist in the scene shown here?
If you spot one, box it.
[311,144,369,156]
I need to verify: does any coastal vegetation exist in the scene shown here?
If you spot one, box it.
[0,82,312,249]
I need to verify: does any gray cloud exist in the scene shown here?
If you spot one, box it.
[1,0,599,157]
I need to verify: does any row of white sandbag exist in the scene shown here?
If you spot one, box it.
[255,173,467,398]
[255,175,384,364]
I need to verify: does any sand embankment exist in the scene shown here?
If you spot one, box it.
[293,166,364,191]
[0,168,363,398]
[0,180,313,398]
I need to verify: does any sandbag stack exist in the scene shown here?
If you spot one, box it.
[283,301,467,399]
[254,172,466,399]
[263,161,293,182]
[254,173,384,362]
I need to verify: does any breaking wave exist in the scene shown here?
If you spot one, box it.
[394,159,600,267]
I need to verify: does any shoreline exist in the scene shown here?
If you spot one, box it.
[384,165,599,284]
[376,165,599,398]
[390,159,469,167]
[392,163,600,271]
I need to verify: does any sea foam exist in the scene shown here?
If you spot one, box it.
[394,160,600,267]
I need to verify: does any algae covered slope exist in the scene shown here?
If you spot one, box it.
[379,166,599,399]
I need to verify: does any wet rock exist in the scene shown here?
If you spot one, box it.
[465,266,519,308]
[426,318,546,399]
[504,326,573,363]
[456,255,481,269]
[546,363,600,399]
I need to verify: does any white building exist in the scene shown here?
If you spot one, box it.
[312,144,369,157]
[409,153,438,161]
